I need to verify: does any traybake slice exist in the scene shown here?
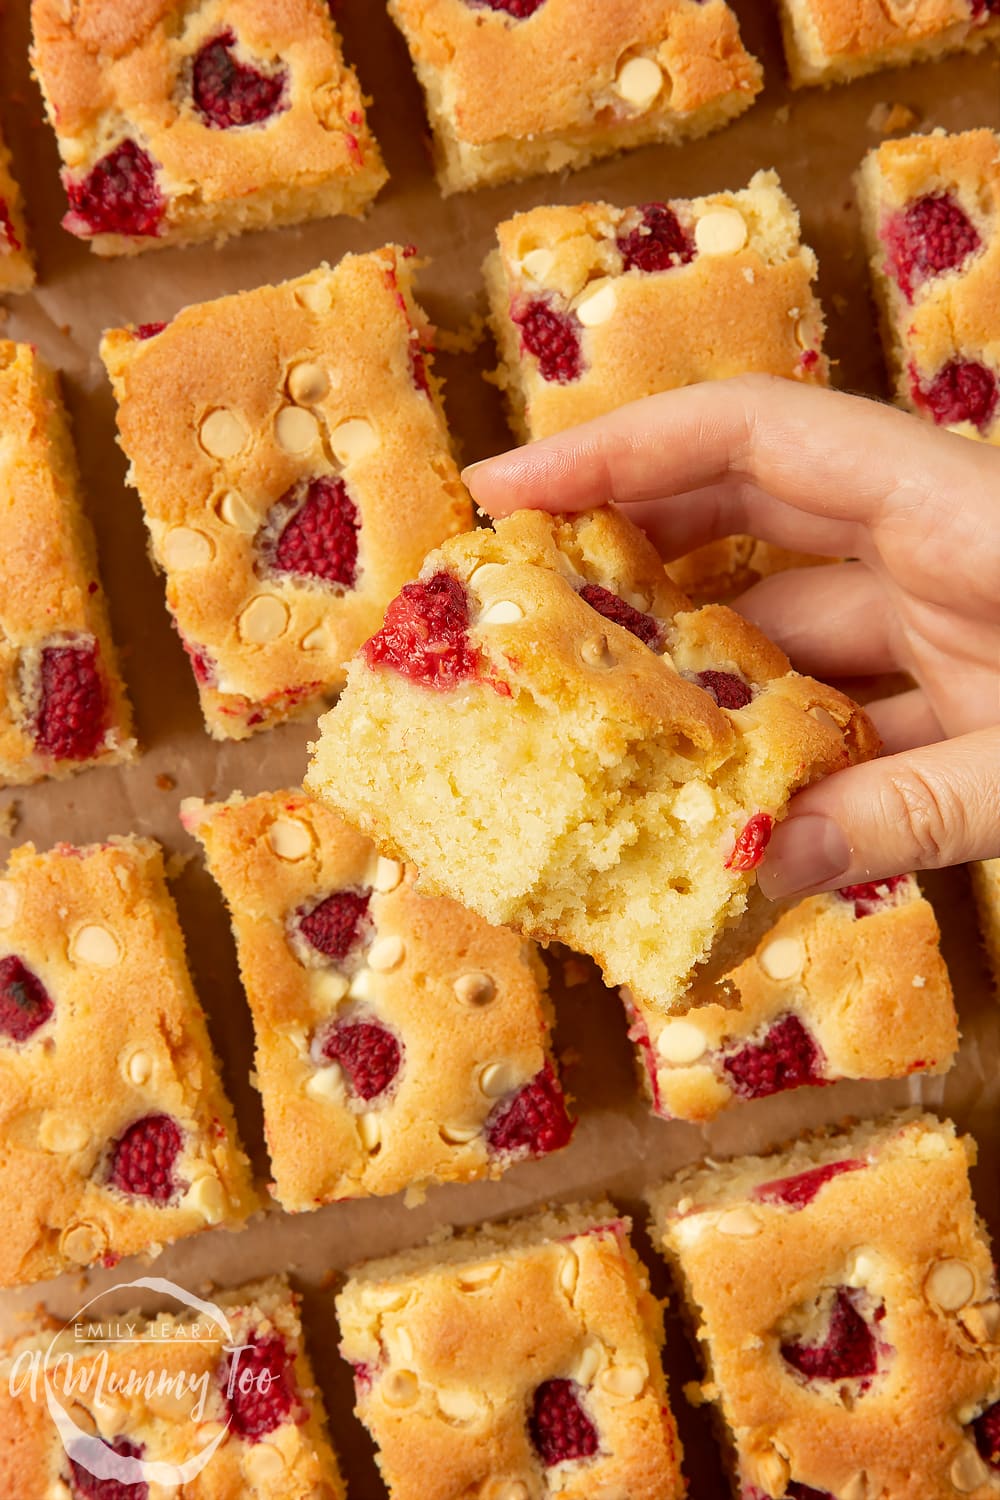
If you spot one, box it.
[389,0,762,195]
[0,1276,345,1498]
[972,859,1000,997]
[0,342,134,787]
[0,836,256,1287]
[306,505,879,1013]
[777,0,1000,86]
[648,1114,1000,1500]
[30,0,386,255]
[0,127,33,293]
[627,873,958,1120]
[185,788,572,1210]
[857,128,1000,445]
[337,1201,685,1500]
[102,251,471,740]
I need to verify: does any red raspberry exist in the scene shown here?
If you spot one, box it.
[410,345,431,396]
[298,891,371,962]
[135,322,165,340]
[468,0,547,13]
[973,1401,1000,1468]
[107,1114,182,1202]
[64,140,164,239]
[192,30,288,129]
[486,1062,573,1158]
[726,812,774,871]
[223,1333,298,1440]
[971,0,1000,14]
[320,1020,402,1100]
[885,193,980,301]
[579,584,660,647]
[697,670,752,709]
[753,1159,865,1210]
[912,358,998,432]
[0,956,54,1042]
[617,203,694,274]
[787,1488,836,1500]
[268,477,360,589]
[781,1287,881,1384]
[836,874,908,917]
[529,1379,598,1465]
[0,198,22,252]
[34,641,108,761]
[364,572,479,689]
[512,299,582,384]
[68,1436,147,1500]
[179,633,216,687]
[724,1014,828,1100]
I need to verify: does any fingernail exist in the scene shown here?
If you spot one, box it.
[460,459,488,482]
[757,813,851,899]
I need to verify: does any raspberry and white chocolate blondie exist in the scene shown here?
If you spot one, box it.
[0,130,33,293]
[485,170,828,600]
[972,860,1000,997]
[29,0,386,255]
[777,0,1000,86]
[184,789,571,1209]
[858,129,1000,445]
[628,874,957,1121]
[0,1276,345,1498]
[0,342,134,788]
[648,1114,1000,1500]
[307,506,878,1014]
[0,836,256,1287]
[389,0,762,195]
[337,1202,685,1500]
[102,252,471,740]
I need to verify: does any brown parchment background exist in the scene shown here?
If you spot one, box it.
[1,1,999,1491]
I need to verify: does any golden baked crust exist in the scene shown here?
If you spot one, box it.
[0,130,33,293]
[102,251,472,741]
[484,170,829,599]
[649,1114,1000,1500]
[0,342,135,787]
[857,128,1000,446]
[307,505,879,1013]
[629,874,958,1120]
[972,858,1000,996]
[337,1202,685,1500]
[0,836,257,1288]
[777,0,1000,85]
[0,1276,345,1497]
[389,0,762,193]
[30,0,386,254]
[184,788,570,1209]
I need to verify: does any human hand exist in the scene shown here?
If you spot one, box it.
[463,375,1000,900]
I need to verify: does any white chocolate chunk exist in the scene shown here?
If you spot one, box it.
[615,56,663,109]
[437,1387,488,1423]
[576,281,617,328]
[162,526,213,571]
[599,1362,647,1399]
[296,280,332,314]
[453,972,495,1006]
[330,417,376,465]
[559,1250,579,1297]
[242,1443,286,1483]
[39,1113,90,1154]
[238,594,289,644]
[694,208,749,256]
[372,857,404,893]
[199,408,249,459]
[187,1173,226,1223]
[122,1048,153,1086]
[382,1369,418,1407]
[810,705,842,733]
[60,1221,107,1265]
[494,1485,529,1500]
[216,490,257,532]
[580,634,615,669]
[306,1064,345,1102]
[672,781,717,831]
[925,1258,976,1311]
[359,1112,381,1151]
[480,599,524,626]
[716,1207,762,1238]
[951,1446,990,1491]
[468,562,504,592]
[287,362,330,405]
[70,924,121,968]
[368,935,405,972]
[301,626,326,651]
[349,967,376,1001]
[440,1123,480,1144]
[268,817,313,861]
[573,1343,601,1386]
[479,1061,519,1098]
[521,248,555,281]
[758,936,805,981]
[275,406,320,454]
[656,1020,708,1065]
[457,1262,500,1290]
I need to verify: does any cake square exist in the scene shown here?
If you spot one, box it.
[0,129,33,293]
[0,342,135,787]
[30,0,386,255]
[777,0,1000,86]
[648,1114,1000,1500]
[0,1276,345,1497]
[0,835,257,1287]
[306,505,879,1014]
[184,788,572,1210]
[972,859,1000,997]
[337,1202,685,1500]
[101,250,472,741]
[857,128,1000,445]
[484,169,828,600]
[627,873,958,1121]
[389,0,762,195]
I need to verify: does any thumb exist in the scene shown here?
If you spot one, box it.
[757,726,1000,899]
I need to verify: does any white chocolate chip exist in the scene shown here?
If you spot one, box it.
[359,1112,381,1151]
[216,490,257,532]
[656,1020,708,1065]
[382,1369,418,1407]
[199,408,249,459]
[296,280,332,314]
[457,1262,500,1290]
[958,1301,1000,1344]
[287,362,330,405]
[349,967,376,1001]
[599,1362,647,1399]
[70,924,121,968]
[521,248,555,281]
[480,599,524,626]
[846,1249,880,1287]
[440,1123,480,1144]
[161,526,213,571]
[0,882,18,929]
[453,972,496,1006]
[694,208,749,256]
[672,781,717,831]
[363,1285,411,1312]
[748,1448,791,1497]
[368,935,405,972]
[39,1113,89,1154]
[306,1064,345,1102]
[275,406,320,454]
[122,1048,153,1086]
[912,975,926,988]
[388,1327,414,1364]
[66,1403,97,1437]
[468,562,504,592]
[238,594,289,644]
[187,1173,226,1223]
[580,634,615,669]
[951,1446,990,1492]
[479,1062,519,1098]
[810,705,842,733]
[494,1485,529,1500]
[300,625,327,651]
[716,1207,762,1238]
[242,1443,286,1483]
[330,417,377,466]
[268,817,313,861]
[840,1475,869,1500]
[372,857,404,894]
[758,936,805,981]
[559,1250,579,1297]
[615,55,664,110]
[925,1259,976,1311]
[60,1221,107,1265]
[575,281,617,328]
[437,1388,488,1423]
[574,1343,601,1386]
